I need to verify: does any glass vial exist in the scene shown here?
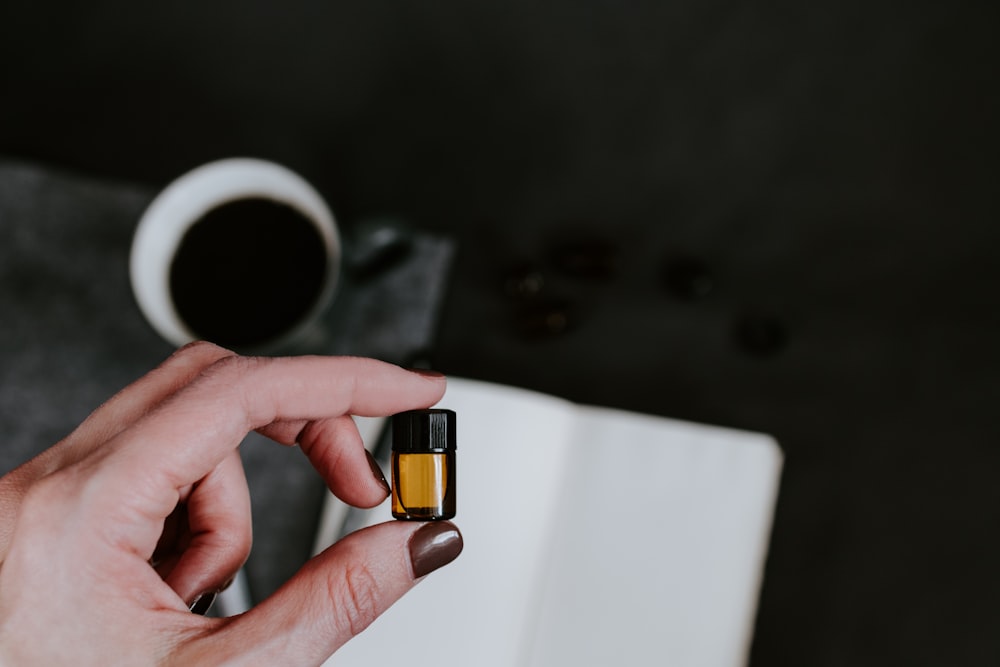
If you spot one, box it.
[391,409,456,521]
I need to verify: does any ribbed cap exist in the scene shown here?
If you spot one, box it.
[392,409,456,453]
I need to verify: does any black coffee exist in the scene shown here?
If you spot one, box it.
[169,197,328,349]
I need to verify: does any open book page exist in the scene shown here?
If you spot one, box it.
[523,406,782,667]
[322,378,783,667]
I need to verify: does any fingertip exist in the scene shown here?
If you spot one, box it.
[299,416,390,508]
[404,366,447,391]
[406,367,447,410]
[365,450,391,497]
[407,521,463,579]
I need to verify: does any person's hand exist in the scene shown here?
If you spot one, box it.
[0,342,463,666]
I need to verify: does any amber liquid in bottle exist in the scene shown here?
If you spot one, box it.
[391,452,455,520]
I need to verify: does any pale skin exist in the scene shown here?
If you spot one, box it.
[0,341,462,666]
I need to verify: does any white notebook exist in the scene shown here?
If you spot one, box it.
[320,378,783,667]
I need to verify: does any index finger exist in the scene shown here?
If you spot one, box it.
[91,355,446,537]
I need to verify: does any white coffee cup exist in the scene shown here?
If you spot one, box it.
[130,158,341,351]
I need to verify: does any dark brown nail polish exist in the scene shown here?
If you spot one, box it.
[189,591,217,615]
[408,521,463,579]
[407,367,444,378]
[366,450,390,494]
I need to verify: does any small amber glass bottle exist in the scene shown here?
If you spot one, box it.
[391,409,456,521]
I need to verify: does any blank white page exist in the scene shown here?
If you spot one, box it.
[523,406,783,667]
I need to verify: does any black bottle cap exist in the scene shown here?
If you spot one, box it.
[392,409,457,453]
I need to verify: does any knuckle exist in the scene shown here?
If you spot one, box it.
[326,557,381,637]
[298,417,347,459]
[16,469,80,532]
[202,353,263,379]
[199,355,266,401]
[185,353,284,431]
[173,340,232,363]
[175,354,271,429]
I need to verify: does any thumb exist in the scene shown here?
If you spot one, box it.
[180,521,462,666]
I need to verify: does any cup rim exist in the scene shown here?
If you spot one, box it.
[130,157,341,349]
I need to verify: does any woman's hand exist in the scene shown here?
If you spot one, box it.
[0,342,462,666]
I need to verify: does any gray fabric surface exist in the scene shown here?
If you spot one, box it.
[0,159,454,601]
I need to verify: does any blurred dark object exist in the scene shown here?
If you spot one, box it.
[511,296,576,340]
[662,255,715,301]
[545,236,619,281]
[347,218,415,283]
[502,261,546,300]
[734,311,788,358]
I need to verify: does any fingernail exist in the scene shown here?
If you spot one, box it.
[189,591,217,616]
[408,367,444,378]
[408,521,463,579]
[366,450,390,494]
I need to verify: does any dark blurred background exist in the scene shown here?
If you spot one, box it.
[2,1,998,664]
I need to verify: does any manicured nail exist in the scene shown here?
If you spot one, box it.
[366,450,390,494]
[189,591,217,615]
[408,367,444,378]
[408,521,463,579]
